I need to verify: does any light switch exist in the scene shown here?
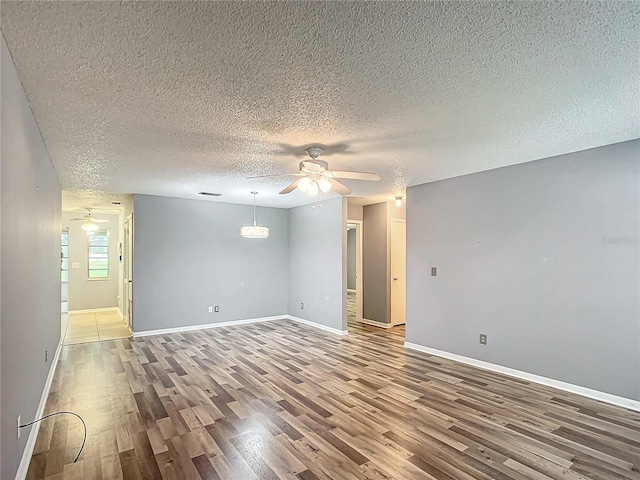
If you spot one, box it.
[72,262,80,269]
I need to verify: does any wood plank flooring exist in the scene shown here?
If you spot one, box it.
[27,319,639,479]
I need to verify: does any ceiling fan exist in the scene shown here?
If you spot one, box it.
[69,209,108,232]
[249,147,380,195]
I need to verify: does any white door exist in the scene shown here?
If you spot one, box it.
[391,219,406,325]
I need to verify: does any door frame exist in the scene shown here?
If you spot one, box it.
[390,218,406,326]
[123,212,134,331]
[347,220,363,322]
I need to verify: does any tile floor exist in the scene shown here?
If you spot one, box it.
[63,310,131,345]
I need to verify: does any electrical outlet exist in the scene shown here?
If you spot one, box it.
[45,350,48,363]
[17,415,21,439]
[300,302,304,310]
[479,334,487,345]
[208,306,213,313]
[431,267,437,276]
[214,306,219,313]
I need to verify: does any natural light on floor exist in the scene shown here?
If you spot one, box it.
[63,310,131,345]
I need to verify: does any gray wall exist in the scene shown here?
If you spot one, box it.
[406,140,640,401]
[288,197,346,331]
[1,36,62,479]
[62,212,120,311]
[132,195,288,332]
[363,202,388,323]
[347,228,356,290]
[347,202,363,221]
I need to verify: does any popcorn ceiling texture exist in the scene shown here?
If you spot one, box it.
[1,1,638,207]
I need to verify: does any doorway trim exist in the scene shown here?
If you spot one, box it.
[123,212,134,331]
[347,219,363,322]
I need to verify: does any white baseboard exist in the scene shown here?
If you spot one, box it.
[361,318,393,329]
[286,315,348,336]
[404,342,640,413]
[133,315,349,338]
[68,307,120,315]
[15,340,63,480]
[133,315,287,337]
[361,318,391,328]
[116,307,124,320]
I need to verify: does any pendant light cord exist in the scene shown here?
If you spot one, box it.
[252,192,257,226]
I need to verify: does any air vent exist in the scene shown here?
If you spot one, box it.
[199,192,222,197]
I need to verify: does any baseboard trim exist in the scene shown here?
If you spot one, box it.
[404,342,640,412]
[286,315,348,336]
[359,318,402,328]
[68,307,120,315]
[116,307,124,320]
[133,315,287,337]
[133,315,349,338]
[15,340,63,480]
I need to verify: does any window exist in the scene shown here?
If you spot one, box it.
[88,229,109,279]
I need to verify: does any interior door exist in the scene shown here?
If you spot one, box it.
[391,219,406,325]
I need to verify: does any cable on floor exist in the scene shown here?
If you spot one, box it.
[19,411,87,463]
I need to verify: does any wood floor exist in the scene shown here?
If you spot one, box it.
[27,318,639,480]
[63,310,132,345]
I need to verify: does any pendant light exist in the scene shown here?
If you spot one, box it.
[81,222,99,233]
[240,191,270,238]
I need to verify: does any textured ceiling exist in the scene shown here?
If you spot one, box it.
[1,1,639,208]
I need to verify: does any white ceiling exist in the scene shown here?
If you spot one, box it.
[1,1,638,208]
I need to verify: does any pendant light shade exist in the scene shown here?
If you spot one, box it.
[81,222,99,233]
[240,191,269,239]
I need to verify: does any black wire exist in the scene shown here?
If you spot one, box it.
[19,411,87,463]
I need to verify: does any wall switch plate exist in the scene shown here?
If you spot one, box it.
[300,303,304,310]
[17,415,21,439]
[479,334,487,345]
[71,262,80,269]
[431,267,437,276]
[214,306,219,313]
[207,306,213,313]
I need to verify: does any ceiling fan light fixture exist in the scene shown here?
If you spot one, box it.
[297,176,311,193]
[317,177,331,193]
[240,191,269,239]
[395,195,404,207]
[307,180,319,196]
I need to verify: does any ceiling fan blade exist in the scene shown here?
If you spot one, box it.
[68,218,86,221]
[329,170,380,181]
[247,173,305,179]
[328,178,352,195]
[279,178,302,194]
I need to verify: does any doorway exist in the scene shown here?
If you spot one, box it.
[346,221,363,326]
[61,209,132,344]
[391,218,406,326]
